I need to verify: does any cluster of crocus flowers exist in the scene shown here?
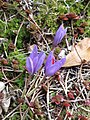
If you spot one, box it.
[26,46,66,76]
[53,24,67,47]
[26,24,67,76]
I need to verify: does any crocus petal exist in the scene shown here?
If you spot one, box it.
[29,45,38,59]
[26,57,34,74]
[45,57,66,76]
[55,28,67,46]
[33,56,38,74]
[35,52,45,73]
[53,25,67,47]
[53,25,63,46]
[45,51,55,68]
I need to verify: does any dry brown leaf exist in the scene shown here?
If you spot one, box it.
[63,38,90,67]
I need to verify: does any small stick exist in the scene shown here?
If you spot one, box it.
[2,105,20,120]
[55,107,63,120]
[78,106,90,112]
[59,80,66,96]
[4,12,7,33]
[19,103,23,120]
[65,70,70,97]
[14,19,24,47]
[47,82,52,120]
[5,70,25,84]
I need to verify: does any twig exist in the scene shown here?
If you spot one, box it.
[64,98,90,103]
[59,80,66,96]
[2,43,8,58]
[76,83,86,99]
[83,1,90,16]
[1,67,13,88]
[0,68,23,72]
[64,0,70,12]
[22,107,30,120]
[31,76,40,100]
[65,35,70,51]
[65,70,70,97]
[47,82,52,120]
[55,107,63,120]
[4,12,7,33]
[19,103,23,120]
[14,19,24,47]
[26,76,46,97]
[2,105,20,120]
[5,70,25,84]
[79,64,84,81]
[78,106,90,112]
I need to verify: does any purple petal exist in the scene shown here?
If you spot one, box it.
[45,57,66,76]
[55,28,67,45]
[26,57,34,74]
[29,45,38,59]
[35,52,46,73]
[53,25,67,47]
[45,51,55,68]
[53,25,63,45]
[33,56,38,74]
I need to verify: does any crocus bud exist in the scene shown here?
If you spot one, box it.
[26,45,45,75]
[53,24,67,47]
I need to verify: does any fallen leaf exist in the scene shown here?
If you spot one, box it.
[2,97,11,112]
[0,82,5,92]
[0,88,11,113]
[63,38,90,67]
[42,84,48,92]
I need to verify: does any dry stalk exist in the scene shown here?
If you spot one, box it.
[2,105,20,120]
[1,67,13,88]
[19,103,23,120]
[14,19,24,47]
[65,70,70,97]
[79,106,90,112]
[4,70,25,84]
[4,12,7,33]
[55,107,63,120]
[22,107,30,120]
[47,82,52,120]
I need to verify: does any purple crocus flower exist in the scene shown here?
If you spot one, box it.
[26,45,45,75]
[45,51,66,76]
[53,24,67,47]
